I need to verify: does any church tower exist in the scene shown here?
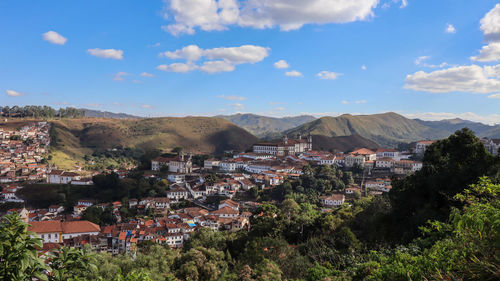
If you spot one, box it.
[307,134,313,151]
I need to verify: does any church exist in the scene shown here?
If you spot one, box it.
[253,135,312,156]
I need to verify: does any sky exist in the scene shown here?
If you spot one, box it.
[1,0,500,124]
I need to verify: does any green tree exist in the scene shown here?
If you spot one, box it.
[0,214,47,281]
[48,247,97,281]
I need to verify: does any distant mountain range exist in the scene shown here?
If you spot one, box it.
[83,109,141,119]
[414,118,500,139]
[284,112,448,147]
[217,113,316,138]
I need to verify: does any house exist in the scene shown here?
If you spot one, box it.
[48,205,64,214]
[28,220,100,244]
[481,138,500,156]
[415,140,436,156]
[153,197,171,210]
[253,135,312,156]
[203,159,220,170]
[167,173,185,183]
[219,199,239,211]
[345,186,362,195]
[46,170,81,184]
[166,184,190,200]
[151,154,192,173]
[321,194,345,207]
[375,148,400,159]
[77,199,94,207]
[211,206,239,218]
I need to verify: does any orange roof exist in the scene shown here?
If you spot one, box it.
[61,221,100,234]
[351,148,375,155]
[118,232,127,240]
[212,206,239,215]
[28,221,62,233]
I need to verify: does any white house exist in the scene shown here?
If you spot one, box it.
[28,220,100,244]
[321,194,345,207]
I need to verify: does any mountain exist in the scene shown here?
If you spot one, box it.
[285,112,447,147]
[82,109,141,119]
[49,117,258,168]
[217,113,316,138]
[414,118,500,138]
[312,135,379,152]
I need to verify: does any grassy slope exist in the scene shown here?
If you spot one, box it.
[218,114,316,138]
[286,112,447,147]
[49,117,258,169]
[312,135,380,152]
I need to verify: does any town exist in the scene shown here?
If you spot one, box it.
[3,121,498,255]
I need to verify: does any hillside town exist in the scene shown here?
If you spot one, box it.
[1,122,500,254]
[0,121,50,183]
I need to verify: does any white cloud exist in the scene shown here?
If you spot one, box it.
[471,42,500,62]
[274,60,290,69]
[218,95,247,101]
[42,31,67,45]
[156,62,199,73]
[228,102,245,110]
[203,45,269,64]
[113,72,130,81]
[161,44,204,61]
[87,48,124,60]
[200,60,235,73]
[415,56,430,65]
[317,71,341,80]
[162,0,379,35]
[140,104,154,109]
[285,70,303,77]
[6,89,25,97]
[133,80,143,84]
[404,64,500,94]
[159,44,269,73]
[341,99,366,104]
[140,72,155,77]
[400,0,408,8]
[488,93,500,99]
[402,112,500,125]
[480,4,500,42]
[445,23,456,34]
[274,107,286,111]
[414,56,449,68]
[361,65,367,70]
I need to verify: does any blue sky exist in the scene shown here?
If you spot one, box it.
[1,0,500,124]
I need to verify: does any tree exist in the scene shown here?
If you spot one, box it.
[388,128,499,242]
[0,214,47,280]
[48,247,97,281]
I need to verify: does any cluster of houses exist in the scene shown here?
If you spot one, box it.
[14,199,251,253]
[0,122,50,183]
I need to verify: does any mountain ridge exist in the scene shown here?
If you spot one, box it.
[217,113,316,138]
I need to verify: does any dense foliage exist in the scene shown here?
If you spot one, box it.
[0,105,85,119]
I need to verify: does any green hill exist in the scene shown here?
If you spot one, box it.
[285,112,447,147]
[49,117,258,169]
[217,113,316,138]
[415,118,500,138]
[311,134,379,152]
